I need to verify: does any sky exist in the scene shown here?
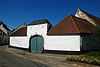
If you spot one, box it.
[0,0,100,30]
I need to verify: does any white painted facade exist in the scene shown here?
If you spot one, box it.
[75,8,96,26]
[27,23,48,49]
[45,35,81,51]
[27,23,47,36]
[10,9,100,52]
[10,23,81,51]
[10,36,28,48]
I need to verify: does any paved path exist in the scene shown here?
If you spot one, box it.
[1,45,100,67]
[0,46,47,67]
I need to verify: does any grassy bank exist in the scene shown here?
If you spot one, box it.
[66,51,100,66]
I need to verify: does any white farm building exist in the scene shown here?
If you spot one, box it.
[10,8,100,53]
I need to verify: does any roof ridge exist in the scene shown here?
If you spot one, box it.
[78,8,97,26]
[29,19,49,25]
[10,27,27,36]
[70,15,80,33]
[10,27,22,35]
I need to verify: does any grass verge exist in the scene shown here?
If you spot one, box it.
[66,51,100,66]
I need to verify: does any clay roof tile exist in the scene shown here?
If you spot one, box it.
[47,15,95,35]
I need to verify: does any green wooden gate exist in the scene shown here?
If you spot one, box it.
[30,36,44,53]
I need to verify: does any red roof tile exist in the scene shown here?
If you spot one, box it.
[79,9,100,25]
[29,19,50,25]
[47,15,95,35]
[10,27,27,36]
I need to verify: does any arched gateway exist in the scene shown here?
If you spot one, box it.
[29,35,44,53]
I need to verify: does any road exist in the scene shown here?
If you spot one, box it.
[0,46,47,67]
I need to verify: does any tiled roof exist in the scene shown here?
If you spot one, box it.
[10,27,27,36]
[47,15,95,35]
[10,19,51,36]
[29,19,49,25]
[79,9,100,25]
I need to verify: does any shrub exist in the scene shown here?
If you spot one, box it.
[85,51,100,57]
[66,56,100,66]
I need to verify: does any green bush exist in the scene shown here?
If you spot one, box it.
[85,51,100,57]
[66,56,100,66]
[66,51,100,65]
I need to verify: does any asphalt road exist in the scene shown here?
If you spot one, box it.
[0,46,47,67]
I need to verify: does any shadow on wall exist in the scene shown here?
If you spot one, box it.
[81,34,100,51]
[44,50,83,55]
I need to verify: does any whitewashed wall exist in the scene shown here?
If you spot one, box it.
[10,36,28,48]
[10,23,48,49]
[45,35,81,51]
[27,23,48,48]
[27,23,47,36]
[10,23,81,51]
